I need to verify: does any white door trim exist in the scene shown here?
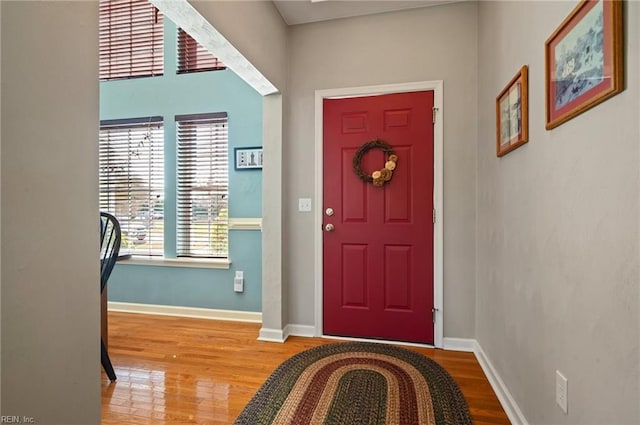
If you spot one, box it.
[313,81,444,348]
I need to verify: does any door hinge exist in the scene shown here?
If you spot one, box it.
[432,107,439,124]
[432,307,439,323]
[433,208,436,224]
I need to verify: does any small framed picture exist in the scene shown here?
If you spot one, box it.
[545,0,623,130]
[234,147,263,170]
[496,65,529,157]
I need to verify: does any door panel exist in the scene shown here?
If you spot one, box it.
[342,148,367,223]
[384,145,412,223]
[383,245,412,310]
[341,244,369,308]
[323,91,435,344]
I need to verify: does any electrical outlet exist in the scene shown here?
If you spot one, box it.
[556,370,568,414]
[234,271,244,293]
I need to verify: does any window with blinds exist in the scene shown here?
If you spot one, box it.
[176,113,229,258]
[177,29,226,74]
[99,117,165,256]
[99,0,164,81]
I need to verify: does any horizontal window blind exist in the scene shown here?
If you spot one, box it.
[176,113,229,258]
[177,29,226,74]
[99,117,164,256]
[99,0,163,81]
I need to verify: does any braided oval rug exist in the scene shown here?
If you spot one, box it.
[235,342,473,425]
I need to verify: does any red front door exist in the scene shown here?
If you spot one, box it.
[323,91,434,344]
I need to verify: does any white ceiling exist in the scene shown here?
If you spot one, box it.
[273,0,462,26]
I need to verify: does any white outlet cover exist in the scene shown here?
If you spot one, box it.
[234,277,243,292]
[556,370,568,414]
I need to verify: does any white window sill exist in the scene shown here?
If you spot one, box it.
[118,255,231,269]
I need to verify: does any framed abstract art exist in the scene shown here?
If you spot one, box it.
[235,147,263,170]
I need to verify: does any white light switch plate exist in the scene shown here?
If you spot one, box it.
[298,198,312,212]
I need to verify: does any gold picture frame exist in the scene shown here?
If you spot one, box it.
[496,65,529,157]
[545,0,623,130]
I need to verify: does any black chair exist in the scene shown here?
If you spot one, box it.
[100,212,121,381]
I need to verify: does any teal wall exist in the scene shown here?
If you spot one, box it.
[108,231,261,311]
[101,19,262,312]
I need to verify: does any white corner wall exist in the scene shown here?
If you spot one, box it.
[189,0,289,93]
[286,1,478,337]
[476,1,639,423]
[1,2,100,423]
[188,0,289,333]
[261,93,286,338]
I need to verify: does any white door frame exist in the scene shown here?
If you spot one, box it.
[313,81,444,348]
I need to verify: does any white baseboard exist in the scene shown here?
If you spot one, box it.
[258,327,286,342]
[441,337,528,424]
[228,217,262,230]
[473,340,529,425]
[443,337,476,352]
[108,301,262,323]
[284,324,316,338]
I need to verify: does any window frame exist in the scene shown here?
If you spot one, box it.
[176,112,230,259]
[99,0,164,81]
[177,28,226,74]
[99,116,165,257]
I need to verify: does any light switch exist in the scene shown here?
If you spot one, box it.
[298,198,312,212]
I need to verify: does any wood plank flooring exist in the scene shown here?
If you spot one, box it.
[102,312,510,424]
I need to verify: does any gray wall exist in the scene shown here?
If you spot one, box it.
[476,1,639,424]
[0,0,3,412]
[1,2,100,423]
[188,0,479,338]
[286,1,478,337]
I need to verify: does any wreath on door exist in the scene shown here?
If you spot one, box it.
[352,139,398,187]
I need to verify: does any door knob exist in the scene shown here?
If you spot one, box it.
[325,223,335,232]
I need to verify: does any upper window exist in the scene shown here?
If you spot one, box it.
[99,117,165,256]
[99,0,164,81]
[177,29,226,74]
[176,113,229,258]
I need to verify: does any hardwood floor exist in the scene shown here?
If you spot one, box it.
[102,312,510,424]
